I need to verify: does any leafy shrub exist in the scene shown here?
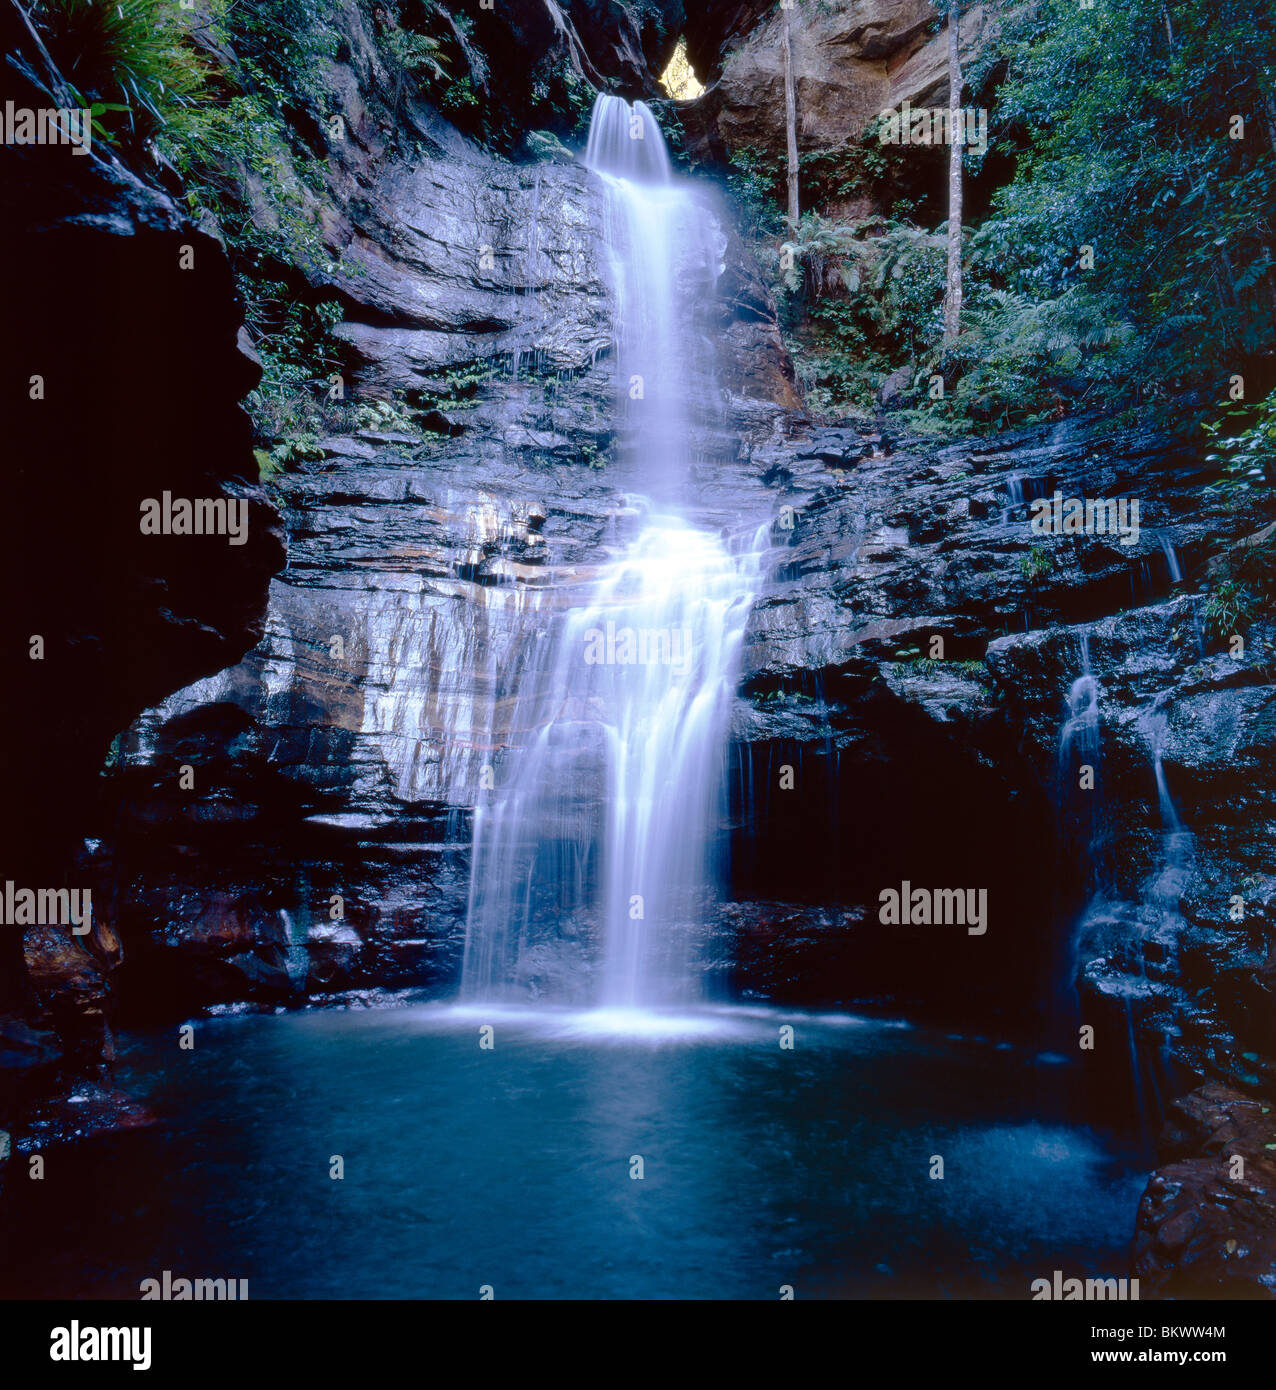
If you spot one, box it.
[30,0,205,149]
[1205,390,1276,503]
[1018,546,1053,584]
[1203,578,1259,642]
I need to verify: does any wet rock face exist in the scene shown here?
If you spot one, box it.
[0,0,283,1088]
[49,0,793,1015]
[739,419,1237,685]
[323,140,797,410]
[722,415,1269,1031]
[330,156,614,391]
[1135,1085,1276,1298]
[94,410,782,1009]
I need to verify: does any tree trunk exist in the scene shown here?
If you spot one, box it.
[943,3,964,345]
[782,3,800,226]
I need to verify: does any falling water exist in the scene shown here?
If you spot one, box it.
[1062,654,1194,1133]
[1159,535,1183,584]
[1140,695,1195,928]
[1056,631,1108,893]
[583,95,720,502]
[460,94,770,1011]
[1057,633,1099,782]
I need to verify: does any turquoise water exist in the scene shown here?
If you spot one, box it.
[6,1002,1149,1299]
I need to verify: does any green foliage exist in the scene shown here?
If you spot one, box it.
[560,68,599,144]
[1199,394,1276,650]
[425,361,499,410]
[987,0,1276,404]
[31,0,206,149]
[646,99,688,167]
[788,306,883,414]
[725,147,786,241]
[768,218,947,415]
[1018,546,1053,584]
[353,396,422,434]
[168,98,335,275]
[764,205,1162,429]
[1205,390,1276,502]
[374,1,494,133]
[256,431,325,478]
[206,0,339,108]
[754,687,816,706]
[146,0,351,446]
[1200,519,1276,647]
[728,0,1276,433]
[797,135,891,209]
[33,0,506,455]
[725,131,888,223]
[922,283,1139,431]
[439,75,481,113]
[888,650,988,682]
[248,348,327,444]
[1203,578,1259,641]
[381,25,449,84]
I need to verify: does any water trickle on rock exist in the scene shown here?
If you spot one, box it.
[460,94,770,1010]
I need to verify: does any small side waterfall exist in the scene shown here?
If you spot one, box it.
[1001,473,1025,524]
[460,94,769,1012]
[1139,695,1195,933]
[1159,536,1183,584]
[1059,635,1195,1131]
[1056,632,1108,893]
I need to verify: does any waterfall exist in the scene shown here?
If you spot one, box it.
[460,94,769,1012]
[1056,631,1108,893]
[1159,536,1183,584]
[1057,634,1099,779]
[1060,645,1195,1131]
[1139,696,1195,930]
